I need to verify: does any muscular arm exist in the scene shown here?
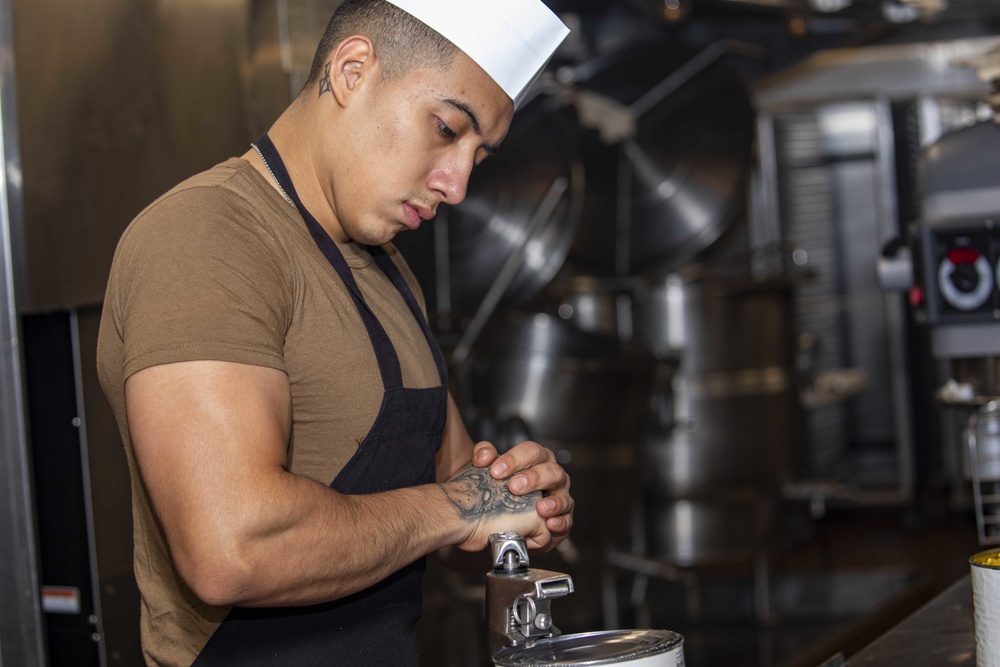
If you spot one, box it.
[126,360,548,608]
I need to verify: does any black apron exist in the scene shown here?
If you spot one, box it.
[192,134,449,666]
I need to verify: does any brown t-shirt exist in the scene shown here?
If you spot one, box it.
[96,158,441,666]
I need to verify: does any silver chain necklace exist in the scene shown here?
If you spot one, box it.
[250,142,296,208]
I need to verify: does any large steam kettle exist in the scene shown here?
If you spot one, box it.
[486,533,685,666]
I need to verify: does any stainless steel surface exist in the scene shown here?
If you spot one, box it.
[0,0,46,661]
[473,313,654,445]
[877,245,913,292]
[452,177,569,365]
[967,402,1000,545]
[751,112,782,255]
[486,532,575,658]
[934,323,1000,358]
[644,500,775,566]
[491,533,531,573]
[557,278,622,338]
[751,42,975,492]
[637,260,800,564]
[926,185,1000,222]
[767,102,895,478]
[919,107,1000,220]
[845,576,974,666]
[568,41,754,274]
[965,402,1000,481]
[12,0,290,311]
[875,96,916,506]
[631,275,685,361]
[940,357,1000,524]
[446,100,584,316]
[492,630,684,667]
[754,37,999,109]
[629,40,758,120]
[554,276,644,340]
[914,121,1000,530]
[918,124,1000,328]
[755,38,1000,496]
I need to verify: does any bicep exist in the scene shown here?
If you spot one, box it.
[125,360,291,557]
[436,392,474,482]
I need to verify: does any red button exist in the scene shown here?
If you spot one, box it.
[947,247,980,265]
[909,286,924,307]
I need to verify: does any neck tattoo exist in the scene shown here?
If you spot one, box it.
[250,142,296,208]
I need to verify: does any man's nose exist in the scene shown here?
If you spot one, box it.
[429,154,474,206]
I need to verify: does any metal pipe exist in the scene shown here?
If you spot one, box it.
[615,144,633,277]
[873,95,916,505]
[70,310,108,667]
[751,112,782,253]
[630,39,767,119]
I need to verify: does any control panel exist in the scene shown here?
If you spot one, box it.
[919,218,1000,323]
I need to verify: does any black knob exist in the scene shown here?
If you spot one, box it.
[951,262,980,293]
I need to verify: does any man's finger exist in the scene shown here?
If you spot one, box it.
[489,440,553,478]
[473,441,498,467]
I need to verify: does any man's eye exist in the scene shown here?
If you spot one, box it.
[437,120,456,140]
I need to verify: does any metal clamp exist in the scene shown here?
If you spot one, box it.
[491,532,530,573]
[486,533,575,658]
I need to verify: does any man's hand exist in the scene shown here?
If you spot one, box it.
[471,440,573,552]
[438,467,548,551]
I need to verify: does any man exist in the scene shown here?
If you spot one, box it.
[96,0,572,665]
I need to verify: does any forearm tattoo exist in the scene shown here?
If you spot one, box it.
[318,62,332,97]
[440,467,540,522]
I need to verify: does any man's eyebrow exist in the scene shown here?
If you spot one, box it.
[444,98,498,155]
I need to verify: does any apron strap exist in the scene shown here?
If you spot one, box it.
[254,133,404,391]
[369,247,448,387]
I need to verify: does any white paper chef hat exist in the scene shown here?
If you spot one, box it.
[384,0,569,107]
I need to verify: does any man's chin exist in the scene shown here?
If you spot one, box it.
[348,223,403,247]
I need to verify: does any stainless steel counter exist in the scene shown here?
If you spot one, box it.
[845,575,975,665]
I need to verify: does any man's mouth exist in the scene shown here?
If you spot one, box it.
[403,202,435,229]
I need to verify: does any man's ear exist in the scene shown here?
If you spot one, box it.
[324,35,378,106]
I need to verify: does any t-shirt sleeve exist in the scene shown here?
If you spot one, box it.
[111,187,291,380]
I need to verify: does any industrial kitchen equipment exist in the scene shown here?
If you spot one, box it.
[634,250,806,565]
[901,117,1000,544]
[486,532,685,666]
[445,96,585,318]
[563,38,756,276]
[869,42,1000,544]
[755,35,1000,509]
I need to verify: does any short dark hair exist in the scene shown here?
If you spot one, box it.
[304,0,457,90]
